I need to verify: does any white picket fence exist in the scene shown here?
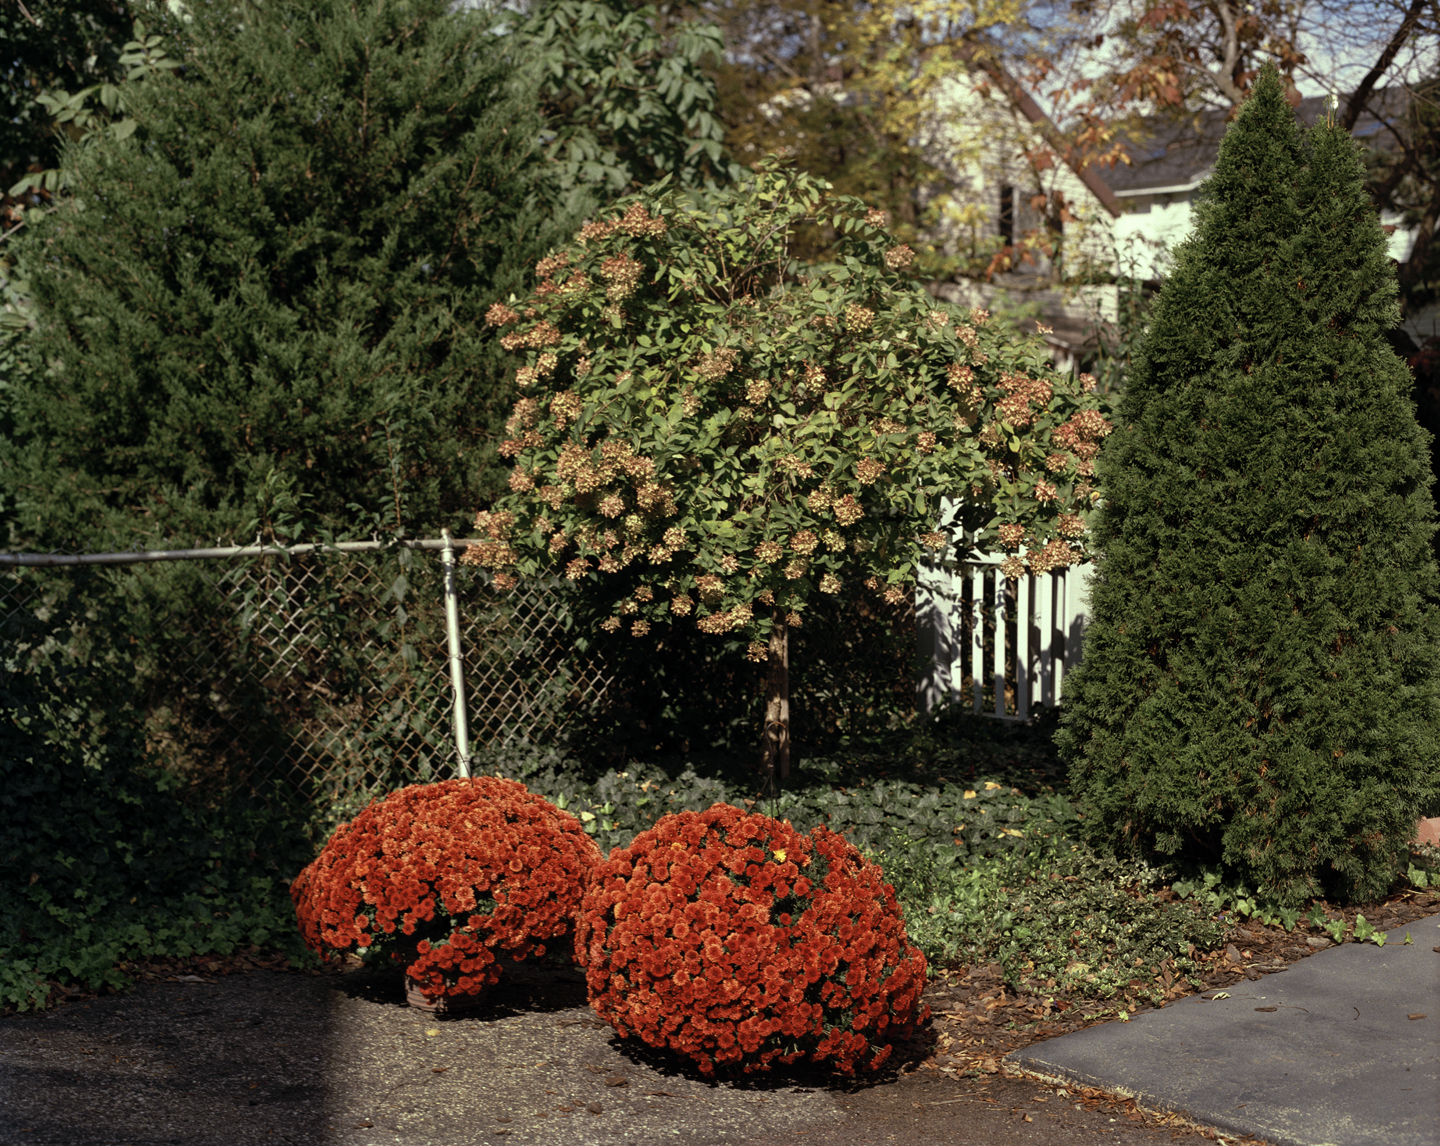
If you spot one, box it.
[916,552,1092,721]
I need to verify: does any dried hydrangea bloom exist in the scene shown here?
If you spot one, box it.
[884,244,914,270]
[833,495,864,525]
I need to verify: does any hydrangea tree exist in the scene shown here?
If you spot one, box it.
[468,163,1113,785]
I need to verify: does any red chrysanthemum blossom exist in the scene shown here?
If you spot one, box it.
[575,804,929,1077]
[291,778,601,1006]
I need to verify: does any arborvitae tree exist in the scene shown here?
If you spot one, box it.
[1056,65,1440,906]
[2,0,574,549]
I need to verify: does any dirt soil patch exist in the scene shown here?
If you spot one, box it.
[5,888,1434,1146]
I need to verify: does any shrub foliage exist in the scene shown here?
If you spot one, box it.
[1057,65,1440,905]
[3,0,571,549]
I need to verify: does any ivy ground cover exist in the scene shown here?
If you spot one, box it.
[9,698,1437,1030]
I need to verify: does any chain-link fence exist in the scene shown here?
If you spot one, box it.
[1,538,919,818]
[0,540,614,815]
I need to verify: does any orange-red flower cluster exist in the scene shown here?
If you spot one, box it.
[291,778,601,1006]
[575,804,929,1077]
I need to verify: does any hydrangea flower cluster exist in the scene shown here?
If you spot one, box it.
[576,803,929,1076]
[290,778,601,1005]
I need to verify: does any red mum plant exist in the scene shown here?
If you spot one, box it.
[291,777,602,1005]
[576,803,929,1076]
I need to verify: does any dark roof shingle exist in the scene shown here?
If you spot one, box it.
[1097,88,1409,196]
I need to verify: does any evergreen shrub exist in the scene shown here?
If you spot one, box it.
[576,803,929,1075]
[3,0,571,549]
[1057,65,1440,906]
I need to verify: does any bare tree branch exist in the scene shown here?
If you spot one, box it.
[1210,1,1247,105]
[1340,0,1427,130]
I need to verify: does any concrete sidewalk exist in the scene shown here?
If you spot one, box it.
[1006,914,1440,1146]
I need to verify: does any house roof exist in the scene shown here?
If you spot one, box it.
[1099,88,1410,198]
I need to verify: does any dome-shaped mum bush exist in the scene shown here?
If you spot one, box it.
[576,803,929,1075]
[291,777,601,1004]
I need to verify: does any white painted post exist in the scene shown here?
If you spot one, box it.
[1016,571,1030,721]
[1060,562,1093,700]
[992,565,1007,717]
[971,562,985,715]
[1037,566,1054,707]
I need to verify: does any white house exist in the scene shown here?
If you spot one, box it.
[921,74,1436,365]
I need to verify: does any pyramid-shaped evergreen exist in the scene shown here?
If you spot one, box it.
[1057,65,1440,905]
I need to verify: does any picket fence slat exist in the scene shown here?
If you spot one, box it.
[917,553,1092,721]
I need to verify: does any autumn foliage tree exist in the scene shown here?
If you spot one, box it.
[1064,0,1440,317]
[468,163,1114,788]
[702,0,1099,275]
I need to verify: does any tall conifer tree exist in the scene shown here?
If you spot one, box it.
[1057,65,1440,905]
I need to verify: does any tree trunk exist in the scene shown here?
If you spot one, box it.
[760,607,790,803]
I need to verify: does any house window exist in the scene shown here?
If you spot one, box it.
[999,184,1015,247]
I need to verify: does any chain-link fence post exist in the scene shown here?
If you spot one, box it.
[440,530,471,779]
